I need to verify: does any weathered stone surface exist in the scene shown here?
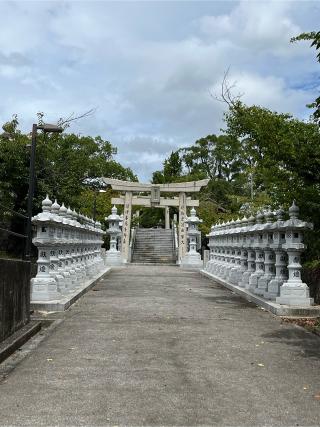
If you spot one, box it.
[1,265,320,426]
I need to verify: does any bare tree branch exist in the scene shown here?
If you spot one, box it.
[57,108,97,128]
[210,67,244,108]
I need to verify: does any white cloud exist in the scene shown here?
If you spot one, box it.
[199,1,303,56]
[0,0,318,181]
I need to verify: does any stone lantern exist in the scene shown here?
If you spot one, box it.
[105,206,122,265]
[48,199,66,294]
[248,211,265,292]
[229,217,247,284]
[221,221,233,279]
[180,208,203,268]
[255,209,276,296]
[214,223,226,276]
[265,208,287,299]
[276,201,314,306]
[236,217,249,284]
[240,214,255,288]
[31,195,60,301]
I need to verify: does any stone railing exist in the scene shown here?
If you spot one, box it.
[204,202,314,306]
[31,196,105,302]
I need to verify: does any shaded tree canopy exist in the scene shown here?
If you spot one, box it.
[0,114,137,255]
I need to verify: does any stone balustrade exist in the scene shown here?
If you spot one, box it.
[31,195,105,302]
[204,202,314,306]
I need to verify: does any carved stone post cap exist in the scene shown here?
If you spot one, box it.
[256,210,264,223]
[42,195,52,212]
[248,215,255,224]
[289,200,299,219]
[66,206,73,219]
[276,207,285,220]
[264,208,274,223]
[51,199,60,211]
[59,203,68,216]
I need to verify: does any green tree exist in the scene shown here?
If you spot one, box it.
[162,151,182,182]
[223,101,320,259]
[291,31,320,125]
[0,115,137,255]
[181,134,242,181]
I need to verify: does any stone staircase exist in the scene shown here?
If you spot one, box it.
[132,228,176,264]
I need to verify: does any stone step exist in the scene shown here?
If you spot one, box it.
[132,251,175,256]
[135,234,172,236]
[131,261,176,265]
[134,245,173,249]
[133,248,173,251]
[134,248,173,252]
[133,228,175,264]
[135,242,172,244]
[136,232,172,235]
[132,257,175,263]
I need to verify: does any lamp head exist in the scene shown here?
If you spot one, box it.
[37,123,63,133]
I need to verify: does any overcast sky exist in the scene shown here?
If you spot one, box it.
[0,1,319,181]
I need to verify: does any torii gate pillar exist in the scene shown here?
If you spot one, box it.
[165,206,170,230]
[121,191,132,262]
[178,192,187,261]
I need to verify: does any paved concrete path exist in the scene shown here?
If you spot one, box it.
[1,265,320,426]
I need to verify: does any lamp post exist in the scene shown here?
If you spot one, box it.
[25,123,63,260]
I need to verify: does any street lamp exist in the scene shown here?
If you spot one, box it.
[25,123,63,260]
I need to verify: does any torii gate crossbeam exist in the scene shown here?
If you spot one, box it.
[102,178,209,263]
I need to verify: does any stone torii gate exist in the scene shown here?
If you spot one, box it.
[102,178,209,263]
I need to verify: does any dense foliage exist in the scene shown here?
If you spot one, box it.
[0,115,136,255]
[151,102,320,260]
